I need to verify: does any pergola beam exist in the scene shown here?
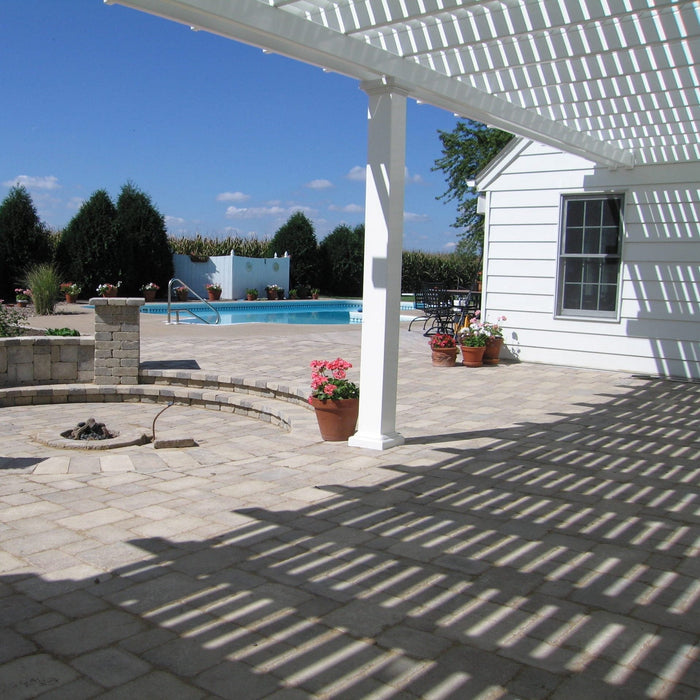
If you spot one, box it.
[108,0,636,167]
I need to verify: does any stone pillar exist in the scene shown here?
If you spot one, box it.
[91,297,144,385]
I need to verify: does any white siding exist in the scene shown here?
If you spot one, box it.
[480,141,700,380]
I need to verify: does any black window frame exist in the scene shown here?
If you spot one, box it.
[556,194,624,319]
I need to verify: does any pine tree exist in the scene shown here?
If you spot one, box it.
[319,224,364,296]
[267,212,319,290]
[55,189,119,295]
[114,182,173,295]
[0,186,51,298]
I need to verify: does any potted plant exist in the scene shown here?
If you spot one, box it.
[311,288,320,300]
[482,315,507,365]
[60,282,81,303]
[15,288,31,307]
[308,358,360,441]
[457,316,487,366]
[246,288,259,301]
[140,282,159,302]
[289,288,298,299]
[428,333,458,367]
[205,282,222,301]
[174,285,189,302]
[96,282,120,298]
[265,284,281,300]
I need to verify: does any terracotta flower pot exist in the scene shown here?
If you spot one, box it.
[207,290,221,301]
[104,287,118,298]
[65,294,77,304]
[309,397,359,441]
[431,346,458,367]
[460,345,485,367]
[144,289,157,302]
[483,336,504,365]
[176,290,188,302]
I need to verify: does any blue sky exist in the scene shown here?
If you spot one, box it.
[1,1,463,252]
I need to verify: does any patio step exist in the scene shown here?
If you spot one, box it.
[0,372,315,434]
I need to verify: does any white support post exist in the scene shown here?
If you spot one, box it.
[348,78,407,450]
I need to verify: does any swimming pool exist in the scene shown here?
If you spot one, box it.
[140,299,416,326]
[141,300,364,325]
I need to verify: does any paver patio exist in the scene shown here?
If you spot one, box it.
[0,306,698,698]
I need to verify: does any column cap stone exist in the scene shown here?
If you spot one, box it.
[90,297,145,307]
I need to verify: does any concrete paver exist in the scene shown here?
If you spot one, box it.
[0,307,698,698]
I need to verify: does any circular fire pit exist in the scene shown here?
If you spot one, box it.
[62,418,117,442]
[34,417,150,450]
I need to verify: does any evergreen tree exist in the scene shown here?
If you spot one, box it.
[0,186,51,298]
[267,211,319,290]
[114,182,173,295]
[433,120,513,257]
[319,223,364,296]
[55,189,119,295]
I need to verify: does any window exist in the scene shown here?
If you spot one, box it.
[557,195,623,318]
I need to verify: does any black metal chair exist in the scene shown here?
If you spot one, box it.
[407,288,429,332]
[411,285,455,336]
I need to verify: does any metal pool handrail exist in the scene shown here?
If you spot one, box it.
[167,278,221,325]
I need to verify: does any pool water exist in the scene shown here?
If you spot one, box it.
[141,300,365,325]
[140,299,416,326]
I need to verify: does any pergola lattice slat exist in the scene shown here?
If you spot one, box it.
[109,0,699,167]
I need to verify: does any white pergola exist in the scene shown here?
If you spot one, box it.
[107,0,699,448]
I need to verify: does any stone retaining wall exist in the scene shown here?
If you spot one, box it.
[0,336,95,387]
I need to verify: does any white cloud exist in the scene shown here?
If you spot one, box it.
[346,166,366,181]
[3,174,60,190]
[306,179,333,190]
[225,204,315,220]
[329,203,363,214]
[165,215,186,226]
[216,191,251,203]
[442,241,457,251]
[404,211,430,223]
[405,168,424,184]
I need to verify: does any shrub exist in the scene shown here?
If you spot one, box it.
[46,327,80,336]
[25,263,61,315]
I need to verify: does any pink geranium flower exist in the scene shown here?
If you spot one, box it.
[308,358,359,401]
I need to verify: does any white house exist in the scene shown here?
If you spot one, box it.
[477,139,699,381]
